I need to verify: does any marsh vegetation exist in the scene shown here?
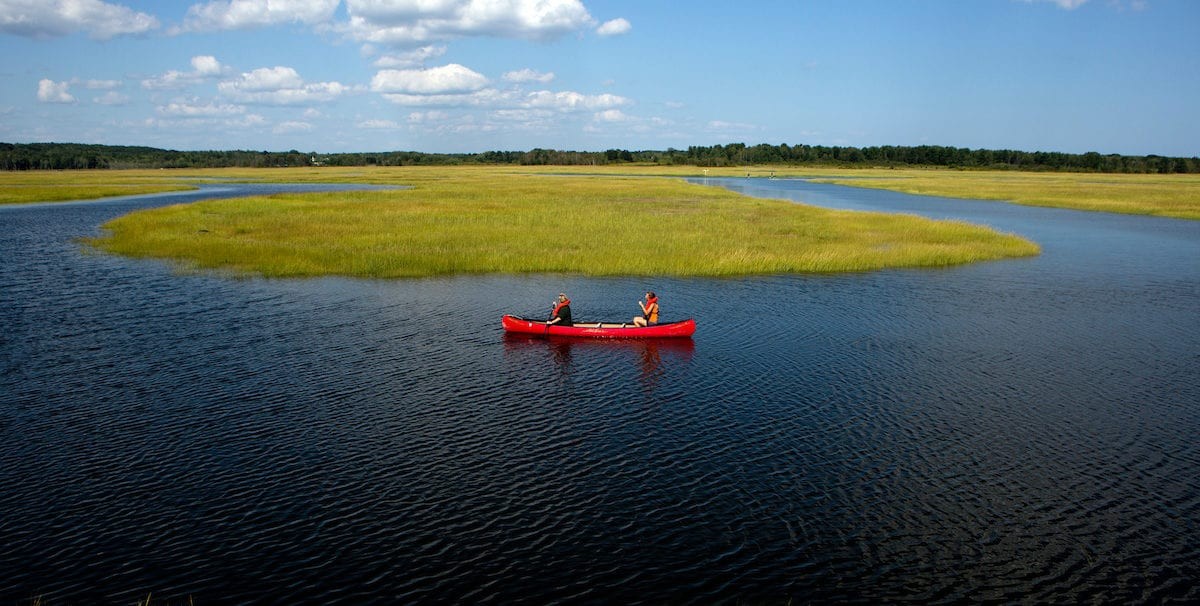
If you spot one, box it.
[80,166,1040,278]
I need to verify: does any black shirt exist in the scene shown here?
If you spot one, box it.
[553,304,573,326]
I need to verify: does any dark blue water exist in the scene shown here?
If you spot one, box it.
[2,179,1198,604]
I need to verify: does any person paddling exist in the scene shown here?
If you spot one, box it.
[548,293,573,326]
[633,291,659,327]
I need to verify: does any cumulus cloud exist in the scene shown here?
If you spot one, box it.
[219,66,353,104]
[0,0,159,39]
[37,79,76,103]
[377,88,515,107]
[191,55,226,76]
[374,77,631,118]
[371,64,489,94]
[525,90,628,112]
[178,0,340,32]
[595,17,630,36]
[343,0,595,45]
[372,45,447,68]
[143,56,229,90]
[503,68,554,83]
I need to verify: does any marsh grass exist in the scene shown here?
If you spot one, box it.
[87,167,1039,278]
[804,169,1200,220]
[0,170,197,204]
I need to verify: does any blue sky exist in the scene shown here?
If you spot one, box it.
[1,0,1197,156]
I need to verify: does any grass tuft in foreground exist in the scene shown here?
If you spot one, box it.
[85,167,1039,278]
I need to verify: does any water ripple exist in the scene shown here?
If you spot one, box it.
[2,184,1199,603]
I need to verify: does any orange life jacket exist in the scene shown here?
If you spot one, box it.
[551,298,571,319]
[644,297,659,323]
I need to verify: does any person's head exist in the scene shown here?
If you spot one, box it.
[558,293,568,302]
[646,291,656,299]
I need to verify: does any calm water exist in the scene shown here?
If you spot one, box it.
[1,179,1198,604]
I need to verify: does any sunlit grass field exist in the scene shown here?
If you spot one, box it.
[0,170,196,204]
[82,166,1039,278]
[528,165,1200,220]
[6,165,1197,218]
[806,169,1200,220]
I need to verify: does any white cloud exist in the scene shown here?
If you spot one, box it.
[1019,0,1089,9]
[37,79,76,103]
[358,119,401,129]
[84,79,121,90]
[142,56,228,90]
[593,109,629,122]
[503,68,554,83]
[191,55,226,76]
[179,0,341,32]
[231,66,304,91]
[525,90,628,112]
[376,84,631,118]
[491,108,552,122]
[372,45,447,68]
[158,100,246,117]
[219,66,353,104]
[378,88,515,107]
[0,0,159,39]
[371,64,489,94]
[343,0,595,45]
[408,110,450,123]
[142,113,267,131]
[93,91,130,105]
[273,120,313,134]
[708,120,758,131]
[595,17,630,36]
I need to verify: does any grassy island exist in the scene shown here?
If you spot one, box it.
[84,166,1039,278]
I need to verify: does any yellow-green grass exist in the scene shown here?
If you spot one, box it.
[0,170,198,204]
[803,168,1200,220]
[11,165,1198,220]
[510,165,1200,220]
[87,167,1038,278]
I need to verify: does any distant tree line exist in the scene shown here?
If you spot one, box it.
[2,141,1196,174]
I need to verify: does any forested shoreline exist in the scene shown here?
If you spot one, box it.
[2,141,1196,173]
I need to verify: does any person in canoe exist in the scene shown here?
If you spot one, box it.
[633,291,659,327]
[548,293,573,326]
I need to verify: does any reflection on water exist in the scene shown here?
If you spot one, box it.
[503,334,695,391]
[1,181,1198,603]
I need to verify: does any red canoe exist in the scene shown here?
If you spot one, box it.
[502,315,695,339]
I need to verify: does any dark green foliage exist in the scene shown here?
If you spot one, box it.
[1,141,1196,173]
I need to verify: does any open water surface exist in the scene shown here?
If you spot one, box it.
[1,178,1198,603]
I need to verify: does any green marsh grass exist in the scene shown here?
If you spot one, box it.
[803,169,1200,220]
[87,167,1039,278]
[524,165,1200,220]
[0,170,196,204]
